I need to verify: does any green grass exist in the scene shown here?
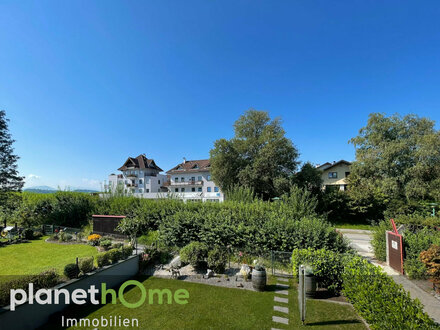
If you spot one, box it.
[332,223,373,230]
[0,236,98,278]
[43,276,366,330]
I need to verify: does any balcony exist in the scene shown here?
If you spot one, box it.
[126,183,138,187]
[125,173,137,178]
[168,180,203,186]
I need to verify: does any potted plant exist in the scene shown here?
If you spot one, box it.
[252,264,266,291]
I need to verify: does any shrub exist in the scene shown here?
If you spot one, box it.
[97,252,111,267]
[180,242,208,269]
[404,228,440,260]
[33,230,43,239]
[78,256,94,274]
[0,269,59,307]
[291,248,347,294]
[22,228,34,240]
[371,220,390,261]
[87,234,101,246]
[420,245,440,290]
[343,256,436,329]
[207,247,228,273]
[59,231,72,242]
[99,239,112,249]
[120,245,133,259]
[106,248,122,264]
[63,263,79,279]
[111,242,124,249]
[404,259,427,280]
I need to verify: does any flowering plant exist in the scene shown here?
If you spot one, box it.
[87,234,101,246]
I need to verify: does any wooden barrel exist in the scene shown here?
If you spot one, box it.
[252,269,267,291]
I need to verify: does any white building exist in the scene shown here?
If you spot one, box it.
[105,154,167,195]
[105,155,224,202]
[165,158,224,202]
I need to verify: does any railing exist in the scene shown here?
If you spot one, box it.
[168,180,204,186]
[125,183,138,187]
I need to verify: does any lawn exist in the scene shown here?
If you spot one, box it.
[42,276,366,330]
[0,237,98,278]
[332,222,373,230]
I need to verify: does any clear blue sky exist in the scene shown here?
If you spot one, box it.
[1,1,440,190]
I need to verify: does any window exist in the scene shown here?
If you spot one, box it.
[181,177,184,182]
[328,172,338,179]
[191,177,195,182]
[146,189,150,193]
[207,175,211,181]
[214,187,219,192]
[207,187,212,192]
[198,187,202,192]
[191,187,196,192]
[198,176,202,181]
[139,188,143,193]
[139,179,143,184]
[181,188,185,192]
[175,177,178,182]
[175,188,178,192]
[158,180,161,184]
[345,172,350,177]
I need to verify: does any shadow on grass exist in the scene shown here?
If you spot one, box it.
[306,319,362,326]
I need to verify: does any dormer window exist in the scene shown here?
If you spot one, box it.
[192,164,199,169]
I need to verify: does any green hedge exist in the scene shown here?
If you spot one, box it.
[343,256,437,329]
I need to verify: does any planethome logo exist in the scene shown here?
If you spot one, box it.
[10,280,190,311]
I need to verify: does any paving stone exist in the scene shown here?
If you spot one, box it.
[275,289,289,295]
[276,277,289,282]
[271,328,283,330]
[274,296,289,304]
[276,283,289,289]
[274,305,289,314]
[272,316,289,325]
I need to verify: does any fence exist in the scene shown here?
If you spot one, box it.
[270,251,294,277]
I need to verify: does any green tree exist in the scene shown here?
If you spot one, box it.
[210,109,299,199]
[349,113,440,218]
[294,162,323,195]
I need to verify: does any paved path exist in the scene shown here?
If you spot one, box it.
[271,277,291,329]
[338,228,440,324]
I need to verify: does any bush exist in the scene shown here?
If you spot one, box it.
[97,252,111,267]
[111,242,124,249]
[22,228,34,240]
[120,245,133,259]
[87,234,101,246]
[33,230,43,239]
[371,220,390,261]
[99,239,112,249]
[78,256,94,274]
[404,228,440,260]
[180,242,208,269]
[0,269,59,307]
[106,248,122,264]
[343,256,436,329]
[59,231,72,242]
[63,263,79,279]
[420,245,440,290]
[207,247,228,273]
[291,248,347,294]
[404,259,427,280]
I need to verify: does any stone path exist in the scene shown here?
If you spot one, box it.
[271,277,290,329]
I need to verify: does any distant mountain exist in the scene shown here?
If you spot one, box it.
[24,186,99,194]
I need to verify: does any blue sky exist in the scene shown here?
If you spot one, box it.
[1,1,440,190]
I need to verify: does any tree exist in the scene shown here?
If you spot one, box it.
[349,113,440,217]
[0,110,23,212]
[294,162,323,195]
[210,109,299,199]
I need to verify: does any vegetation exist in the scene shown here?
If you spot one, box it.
[43,276,366,330]
[420,245,440,291]
[78,256,94,274]
[207,246,228,273]
[180,242,209,269]
[63,263,80,279]
[210,109,299,199]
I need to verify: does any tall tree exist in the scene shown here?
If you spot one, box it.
[0,110,24,195]
[294,162,323,195]
[210,109,299,199]
[349,113,440,216]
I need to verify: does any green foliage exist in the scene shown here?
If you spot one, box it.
[22,228,34,240]
[120,245,134,259]
[420,245,440,289]
[349,113,440,219]
[225,185,258,203]
[210,110,299,199]
[99,239,112,249]
[78,256,94,274]
[96,252,111,268]
[291,248,347,294]
[371,220,390,261]
[59,231,73,242]
[207,247,228,273]
[63,263,79,279]
[0,269,59,307]
[343,256,436,329]
[293,162,323,195]
[404,259,427,280]
[138,231,159,246]
[106,248,122,264]
[404,227,440,261]
[180,242,208,269]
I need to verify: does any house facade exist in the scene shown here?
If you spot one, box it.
[106,154,168,195]
[165,158,224,202]
[105,155,224,202]
[317,160,352,191]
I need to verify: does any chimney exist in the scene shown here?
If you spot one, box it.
[183,157,186,164]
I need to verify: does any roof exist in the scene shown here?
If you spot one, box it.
[317,160,352,171]
[167,159,211,174]
[118,154,163,172]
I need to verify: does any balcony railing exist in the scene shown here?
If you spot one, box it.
[125,173,137,178]
[167,180,203,186]
[125,183,138,187]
